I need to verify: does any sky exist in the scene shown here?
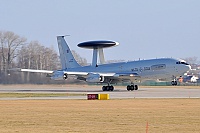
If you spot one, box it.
[1,0,200,63]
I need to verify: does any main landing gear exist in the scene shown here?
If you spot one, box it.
[102,85,139,91]
[171,81,178,86]
[102,85,114,91]
[127,84,138,91]
[102,80,114,91]
[102,80,139,91]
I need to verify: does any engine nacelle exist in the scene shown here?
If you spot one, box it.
[86,73,104,83]
[50,71,68,80]
[63,73,68,80]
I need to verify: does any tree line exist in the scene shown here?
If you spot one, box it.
[0,31,87,84]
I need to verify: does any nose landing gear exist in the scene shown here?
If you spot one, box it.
[171,76,178,86]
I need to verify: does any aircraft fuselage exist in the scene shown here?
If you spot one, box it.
[65,58,190,82]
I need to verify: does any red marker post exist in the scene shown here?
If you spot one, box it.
[146,121,149,133]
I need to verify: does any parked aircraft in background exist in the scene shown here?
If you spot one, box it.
[15,36,191,91]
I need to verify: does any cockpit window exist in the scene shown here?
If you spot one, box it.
[176,61,189,65]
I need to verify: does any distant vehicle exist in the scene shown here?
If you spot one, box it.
[15,36,191,91]
[181,75,199,83]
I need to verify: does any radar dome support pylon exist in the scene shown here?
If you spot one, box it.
[92,48,105,67]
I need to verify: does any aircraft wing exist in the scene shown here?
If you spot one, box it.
[63,71,89,76]
[10,68,140,83]
[9,68,54,74]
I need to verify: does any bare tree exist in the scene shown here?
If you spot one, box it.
[182,57,198,64]
[72,50,87,66]
[0,31,87,84]
[0,31,26,73]
[17,41,61,83]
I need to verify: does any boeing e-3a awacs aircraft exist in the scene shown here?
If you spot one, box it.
[18,36,191,91]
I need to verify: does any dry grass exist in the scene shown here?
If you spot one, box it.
[0,99,200,133]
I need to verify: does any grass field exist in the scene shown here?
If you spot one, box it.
[0,99,200,133]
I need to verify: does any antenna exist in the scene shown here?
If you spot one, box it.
[58,35,70,38]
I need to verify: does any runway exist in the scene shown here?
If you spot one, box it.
[0,85,200,100]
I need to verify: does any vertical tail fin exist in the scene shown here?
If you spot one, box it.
[57,36,81,69]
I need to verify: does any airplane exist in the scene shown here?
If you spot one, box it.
[15,36,191,91]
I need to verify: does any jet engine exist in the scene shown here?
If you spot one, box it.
[86,73,104,83]
[50,71,68,80]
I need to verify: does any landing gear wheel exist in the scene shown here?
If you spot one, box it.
[106,86,110,91]
[102,86,106,91]
[127,85,131,91]
[134,85,138,90]
[130,85,135,91]
[110,86,114,91]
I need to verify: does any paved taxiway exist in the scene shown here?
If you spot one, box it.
[0,85,200,100]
